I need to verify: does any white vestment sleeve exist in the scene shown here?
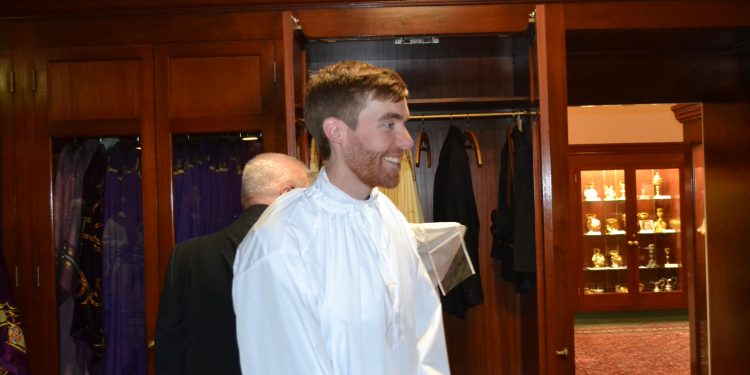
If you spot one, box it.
[233,233,332,375]
[411,231,452,375]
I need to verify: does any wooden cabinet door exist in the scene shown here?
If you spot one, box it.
[0,47,31,353]
[32,44,156,375]
[0,48,16,280]
[154,41,275,135]
[535,4,576,374]
[700,103,750,374]
[153,40,277,282]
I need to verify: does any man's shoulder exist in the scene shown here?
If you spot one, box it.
[255,189,316,230]
[234,191,316,266]
[172,228,231,260]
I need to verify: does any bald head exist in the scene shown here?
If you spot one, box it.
[241,153,310,208]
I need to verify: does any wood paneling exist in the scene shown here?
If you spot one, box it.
[0,22,9,48]
[0,48,24,371]
[535,4,574,374]
[0,0,387,16]
[566,28,749,105]
[282,10,302,156]
[36,46,151,132]
[568,52,744,105]
[32,11,281,47]
[156,41,275,135]
[701,103,750,374]
[306,36,527,101]
[5,20,43,375]
[565,0,750,30]
[168,56,262,117]
[672,103,708,374]
[47,60,141,121]
[564,2,750,106]
[689,142,707,374]
[296,4,535,39]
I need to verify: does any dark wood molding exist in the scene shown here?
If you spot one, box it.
[565,0,750,30]
[671,103,703,123]
[535,3,574,374]
[672,103,703,144]
[2,0,554,19]
[295,3,534,38]
[569,142,686,157]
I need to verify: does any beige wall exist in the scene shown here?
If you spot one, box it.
[568,104,683,145]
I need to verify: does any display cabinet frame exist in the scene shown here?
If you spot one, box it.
[570,143,692,312]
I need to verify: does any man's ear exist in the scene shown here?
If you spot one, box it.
[280,185,293,195]
[322,117,346,146]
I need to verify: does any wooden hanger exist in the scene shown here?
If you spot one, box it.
[415,119,432,168]
[463,116,483,167]
[514,113,523,133]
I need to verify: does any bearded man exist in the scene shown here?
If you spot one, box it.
[232,61,450,375]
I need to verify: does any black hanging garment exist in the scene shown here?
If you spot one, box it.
[433,125,483,318]
[491,118,536,292]
[72,143,107,373]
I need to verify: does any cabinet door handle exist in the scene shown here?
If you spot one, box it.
[628,240,639,246]
[555,347,569,357]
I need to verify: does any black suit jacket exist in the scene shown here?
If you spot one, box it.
[433,125,483,317]
[154,204,267,375]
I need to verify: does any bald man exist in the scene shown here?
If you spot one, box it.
[155,153,310,375]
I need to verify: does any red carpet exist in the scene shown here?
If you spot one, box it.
[575,321,690,375]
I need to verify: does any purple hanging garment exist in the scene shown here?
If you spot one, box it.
[173,139,192,244]
[103,140,146,375]
[0,252,29,375]
[56,139,101,375]
[174,136,261,244]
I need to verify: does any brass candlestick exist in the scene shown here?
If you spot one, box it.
[654,208,667,232]
[646,244,658,268]
[652,171,664,197]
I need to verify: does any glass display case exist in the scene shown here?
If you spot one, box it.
[571,145,690,311]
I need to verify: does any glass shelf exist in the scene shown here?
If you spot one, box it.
[585,267,629,271]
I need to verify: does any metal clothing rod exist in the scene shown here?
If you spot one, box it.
[410,110,538,121]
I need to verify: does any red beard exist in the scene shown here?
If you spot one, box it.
[342,132,402,189]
